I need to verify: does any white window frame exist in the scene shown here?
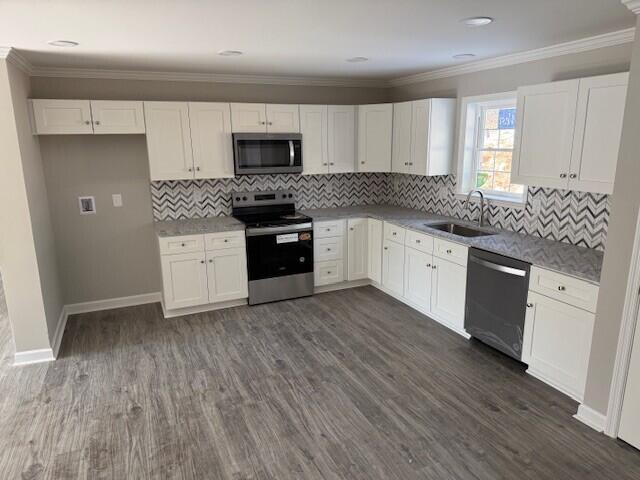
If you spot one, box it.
[456,92,527,208]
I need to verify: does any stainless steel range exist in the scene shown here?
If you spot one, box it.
[232,190,314,305]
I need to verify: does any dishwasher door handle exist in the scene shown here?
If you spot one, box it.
[469,256,528,277]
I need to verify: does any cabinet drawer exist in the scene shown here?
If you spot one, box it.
[314,220,345,238]
[205,230,245,251]
[314,260,344,286]
[384,222,406,244]
[405,230,434,254]
[314,237,343,262]
[158,234,205,255]
[433,238,468,267]
[529,266,599,312]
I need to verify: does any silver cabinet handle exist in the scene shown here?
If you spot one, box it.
[526,303,533,308]
[560,173,567,178]
[558,285,566,292]
[569,173,577,179]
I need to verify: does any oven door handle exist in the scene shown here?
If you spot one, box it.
[289,140,295,167]
[469,256,527,277]
[246,222,313,236]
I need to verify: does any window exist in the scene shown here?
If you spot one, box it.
[458,93,526,205]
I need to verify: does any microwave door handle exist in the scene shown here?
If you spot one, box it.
[289,140,295,167]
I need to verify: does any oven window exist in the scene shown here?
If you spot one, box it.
[236,140,301,169]
[246,233,312,280]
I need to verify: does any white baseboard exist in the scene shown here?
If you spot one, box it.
[14,348,55,366]
[574,404,606,433]
[65,292,162,315]
[162,298,247,318]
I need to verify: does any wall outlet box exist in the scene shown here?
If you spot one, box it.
[112,194,123,207]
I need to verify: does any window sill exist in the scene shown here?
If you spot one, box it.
[455,192,527,209]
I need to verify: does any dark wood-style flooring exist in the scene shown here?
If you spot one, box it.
[0,286,639,479]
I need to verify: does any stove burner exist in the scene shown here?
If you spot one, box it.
[281,213,307,220]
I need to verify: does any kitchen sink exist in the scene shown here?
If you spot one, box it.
[426,222,495,238]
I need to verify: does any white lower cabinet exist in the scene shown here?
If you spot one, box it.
[382,239,405,296]
[347,218,368,280]
[367,219,383,283]
[430,257,467,332]
[403,247,432,311]
[313,220,346,287]
[315,260,344,286]
[161,252,209,310]
[206,248,248,303]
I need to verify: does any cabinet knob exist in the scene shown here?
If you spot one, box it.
[84,120,91,125]
[426,263,431,268]
[330,162,334,166]
[196,166,201,171]
[392,232,397,236]
[260,121,266,125]
[188,167,193,172]
[327,248,331,251]
[323,163,328,166]
[404,162,408,166]
[224,239,228,243]
[350,227,354,231]
[558,285,566,292]
[569,173,577,179]
[209,259,213,263]
[327,271,332,274]
[526,303,533,308]
[409,162,413,166]
[416,239,421,244]
[384,247,388,250]
[432,265,437,269]
[560,173,567,178]
[361,161,365,165]
[200,260,205,264]
[94,120,101,125]
[268,121,273,125]
[446,249,452,254]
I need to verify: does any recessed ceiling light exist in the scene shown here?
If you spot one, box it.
[453,53,476,60]
[461,17,494,27]
[218,50,243,56]
[47,40,79,47]
[346,56,369,63]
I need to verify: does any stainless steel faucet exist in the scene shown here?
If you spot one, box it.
[465,190,485,227]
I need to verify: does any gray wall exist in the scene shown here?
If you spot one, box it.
[583,16,640,415]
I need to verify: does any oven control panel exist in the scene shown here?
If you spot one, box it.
[232,190,296,208]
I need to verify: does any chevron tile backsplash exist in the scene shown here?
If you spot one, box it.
[151,173,610,250]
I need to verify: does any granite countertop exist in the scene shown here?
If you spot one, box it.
[154,216,245,237]
[302,205,603,285]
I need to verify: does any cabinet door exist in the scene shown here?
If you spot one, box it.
[230,103,267,132]
[300,105,329,174]
[206,248,248,303]
[31,99,93,134]
[188,102,234,179]
[367,218,383,283]
[430,258,466,331]
[511,80,579,188]
[524,292,595,401]
[410,99,431,175]
[144,102,194,181]
[569,73,628,194]
[392,101,412,174]
[404,248,432,312]
[347,218,368,280]
[328,105,356,173]
[382,240,405,296]
[90,100,145,134]
[357,104,393,172]
[161,252,209,310]
[266,104,300,133]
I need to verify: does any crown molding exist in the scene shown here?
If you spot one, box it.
[623,0,640,14]
[29,65,388,88]
[389,27,636,87]
[0,47,34,74]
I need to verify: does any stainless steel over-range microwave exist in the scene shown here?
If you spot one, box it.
[233,133,303,175]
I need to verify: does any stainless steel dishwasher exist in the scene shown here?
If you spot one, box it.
[465,248,531,361]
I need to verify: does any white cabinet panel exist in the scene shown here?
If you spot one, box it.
[158,234,205,256]
[230,103,267,132]
[204,230,245,251]
[161,252,209,310]
[529,266,599,313]
[404,230,434,255]
[31,99,93,134]
[300,105,329,175]
[524,292,595,401]
[315,260,344,286]
[266,104,300,133]
[404,248,432,311]
[328,105,356,173]
[144,102,194,181]
[206,248,248,303]
[90,100,145,134]
[357,104,393,172]
[314,220,345,239]
[512,80,579,188]
[347,218,368,281]
[433,238,468,267]
[410,99,431,176]
[392,101,413,174]
[382,240,405,296]
[367,219,383,284]
[569,73,628,194]
[314,237,343,262]
[189,102,234,179]
[411,99,456,176]
[383,222,406,245]
[430,258,466,331]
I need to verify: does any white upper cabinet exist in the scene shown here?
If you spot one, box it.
[569,72,628,194]
[512,72,628,193]
[300,105,329,175]
[188,102,234,179]
[144,102,194,181]
[327,105,356,173]
[357,104,393,172]
[230,103,267,132]
[512,79,580,188]
[392,101,413,173]
[90,101,146,134]
[265,104,300,132]
[31,99,94,134]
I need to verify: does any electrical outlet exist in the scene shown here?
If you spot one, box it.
[112,194,123,207]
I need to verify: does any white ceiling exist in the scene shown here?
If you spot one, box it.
[0,0,635,81]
